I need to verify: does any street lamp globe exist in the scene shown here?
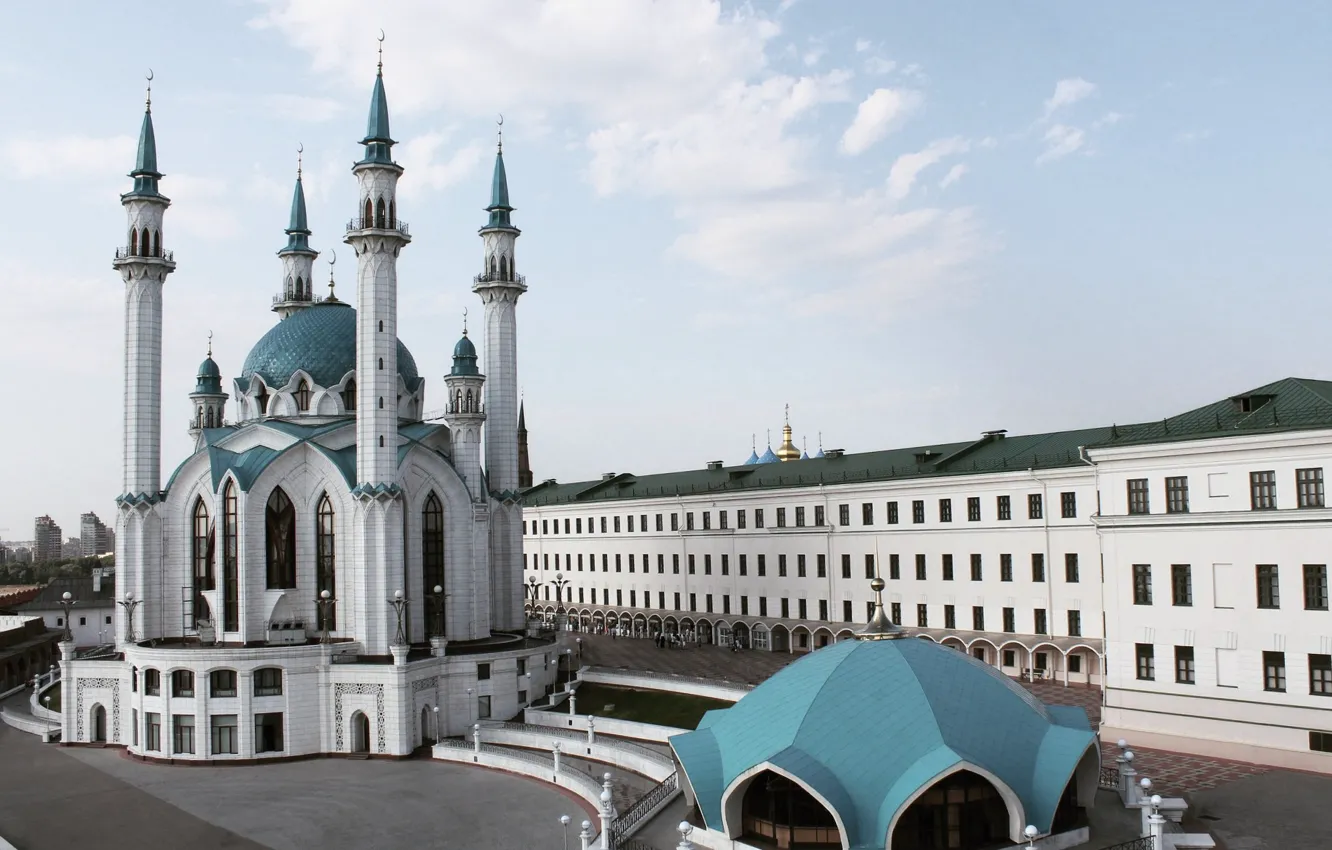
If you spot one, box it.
[320,589,330,600]
[124,592,134,602]
[394,589,403,600]
[434,585,443,594]
[62,591,71,602]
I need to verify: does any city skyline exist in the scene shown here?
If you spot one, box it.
[1,0,1330,532]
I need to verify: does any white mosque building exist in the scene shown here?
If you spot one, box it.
[58,55,560,760]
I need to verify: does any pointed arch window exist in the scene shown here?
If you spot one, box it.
[152,230,160,257]
[296,276,305,300]
[130,229,139,256]
[222,481,239,632]
[341,379,357,411]
[454,389,463,413]
[205,407,215,429]
[465,389,473,412]
[422,493,445,636]
[255,385,270,418]
[265,488,297,589]
[499,255,509,280]
[364,198,373,225]
[141,228,151,258]
[294,380,311,412]
[316,494,336,631]
[389,199,396,228]
[378,357,383,371]
[375,197,387,228]
[191,497,214,630]
[489,255,497,276]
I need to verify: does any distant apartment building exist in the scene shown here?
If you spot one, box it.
[32,516,62,563]
[80,513,113,557]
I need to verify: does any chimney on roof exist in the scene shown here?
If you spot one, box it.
[601,473,616,481]
[706,460,723,471]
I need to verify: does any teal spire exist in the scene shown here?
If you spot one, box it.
[126,78,164,199]
[357,45,395,166]
[481,123,519,232]
[279,147,315,256]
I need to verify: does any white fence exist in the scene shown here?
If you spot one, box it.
[578,667,750,702]
[432,738,606,829]
[525,707,686,745]
[479,722,676,782]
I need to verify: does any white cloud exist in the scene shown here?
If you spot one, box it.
[887,137,969,200]
[864,56,897,75]
[1175,129,1212,145]
[939,163,967,188]
[840,87,922,155]
[1092,111,1123,129]
[262,93,344,122]
[3,134,135,180]
[397,132,487,197]
[1036,124,1085,164]
[1043,77,1096,118]
[169,174,242,238]
[854,38,871,52]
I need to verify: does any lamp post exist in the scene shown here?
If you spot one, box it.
[1023,824,1039,849]
[42,694,52,734]
[316,590,336,643]
[525,575,541,614]
[388,589,409,646]
[466,687,474,727]
[58,591,75,642]
[432,705,440,744]
[117,592,141,644]
[429,584,449,639]
[559,813,571,850]
[677,821,696,850]
[576,636,583,667]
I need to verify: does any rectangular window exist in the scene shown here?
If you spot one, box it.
[862,503,874,525]
[1002,608,1015,633]
[722,554,730,576]
[818,599,827,621]
[564,518,571,534]
[1136,644,1155,680]
[672,554,680,574]
[944,605,956,629]
[172,670,195,698]
[657,591,664,608]
[967,497,981,522]
[1133,564,1153,604]
[685,512,694,531]
[1298,468,1325,508]
[719,511,728,530]
[211,714,238,755]
[970,554,982,582]
[602,554,609,572]
[1310,654,1332,696]
[1065,553,1079,583]
[887,501,899,524]
[797,554,806,578]
[1264,651,1287,692]
[614,516,623,533]
[1251,470,1277,510]
[655,514,663,532]
[911,500,925,524]
[674,592,681,610]
[916,604,928,628]
[795,506,805,527]
[1305,565,1329,611]
[865,554,876,580]
[757,554,767,577]
[144,669,160,696]
[253,712,284,753]
[739,554,748,576]
[777,555,787,577]
[1311,732,1332,753]
[890,602,902,624]
[797,599,806,620]
[842,600,853,622]
[1000,554,1012,583]
[1172,646,1195,684]
[972,606,985,631]
[915,554,926,581]
[942,554,954,581]
[741,596,750,616]
[477,663,492,681]
[1028,493,1043,520]
[755,509,765,529]
[145,712,161,751]
[1171,564,1193,606]
[657,554,665,574]
[814,505,824,526]
[997,495,1011,521]
[628,515,636,533]
[889,554,900,580]
[939,499,952,523]
[577,554,584,572]
[172,715,195,755]
[615,554,622,573]
[838,504,850,526]
[598,517,606,533]
[132,708,138,745]
[627,554,634,573]
[1060,491,1077,518]
[209,670,237,698]
[1034,608,1047,635]
[1127,479,1150,515]
[737,510,746,529]
[837,554,851,579]
[1031,553,1045,582]
[689,593,696,612]
[253,668,283,697]
[670,513,678,531]
[1166,477,1190,514]
[542,520,549,535]
[723,595,731,615]
[1067,610,1081,637]
[816,554,826,578]
[688,554,695,575]
[759,597,768,617]
[775,508,786,528]
[704,554,712,575]
[706,594,714,614]
[1257,565,1280,609]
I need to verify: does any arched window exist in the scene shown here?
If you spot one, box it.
[255,385,269,418]
[294,380,311,412]
[265,488,296,589]
[379,435,384,447]
[130,229,138,256]
[499,255,509,280]
[378,357,383,371]
[742,771,841,848]
[454,389,462,412]
[389,199,396,228]
[285,275,293,298]
[196,406,204,427]
[205,407,214,428]
[222,481,239,632]
[422,493,445,636]
[364,198,373,225]
[191,497,214,630]
[341,379,357,411]
[489,255,497,276]
[316,494,336,631]
[465,389,473,412]
[152,230,160,257]
[892,770,1011,850]
[296,276,305,300]
[378,397,384,409]
[375,197,387,228]
[141,228,151,258]
[378,321,384,332]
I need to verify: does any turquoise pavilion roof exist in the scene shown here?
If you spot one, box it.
[124,100,165,201]
[451,330,480,376]
[279,172,315,256]
[669,639,1096,848]
[194,356,222,394]
[241,301,419,390]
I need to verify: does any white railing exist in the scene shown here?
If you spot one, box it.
[433,738,605,829]
[525,707,687,744]
[479,722,675,782]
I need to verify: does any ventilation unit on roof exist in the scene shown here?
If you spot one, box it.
[824,449,845,459]
[601,472,616,480]
[1231,394,1273,414]
[542,478,557,486]
[982,430,1007,438]
[706,460,724,470]
[914,450,940,464]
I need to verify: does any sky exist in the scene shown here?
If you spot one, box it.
[1,1,1330,539]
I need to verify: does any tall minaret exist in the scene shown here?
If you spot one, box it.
[273,147,319,319]
[345,43,410,489]
[444,316,486,501]
[113,76,175,499]
[473,130,526,494]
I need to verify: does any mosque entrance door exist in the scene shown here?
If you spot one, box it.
[91,705,107,743]
[350,711,370,754]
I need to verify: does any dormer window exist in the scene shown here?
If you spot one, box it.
[1232,393,1273,413]
[294,380,311,412]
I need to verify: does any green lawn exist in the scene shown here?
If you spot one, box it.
[573,683,732,729]
[40,681,60,712]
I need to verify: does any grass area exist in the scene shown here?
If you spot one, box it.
[574,683,732,729]
[39,681,60,712]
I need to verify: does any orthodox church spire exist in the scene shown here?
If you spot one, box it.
[358,34,395,166]
[126,73,164,200]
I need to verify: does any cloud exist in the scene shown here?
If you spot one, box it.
[864,56,897,75]
[887,136,969,200]
[1092,111,1123,130]
[3,134,136,180]
[1175,129,1212,145]
[397,132,487,196]
[854,38,871,52]
[262,94,344,122]
[939,163,967,188]
[1036,124,1085,164]
[1043,77,1096,118]
[840,88,922,155]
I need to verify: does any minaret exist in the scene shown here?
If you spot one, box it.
[517,400,532,489]
[474,127,526,495]
[445,315,487,501]
[113,76,175,499]
[188,334,227,439]
[345,42,410,490]
[273,147,319,319]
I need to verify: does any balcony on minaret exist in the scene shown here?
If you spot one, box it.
[114,246,174,264]
[473,270,526,286]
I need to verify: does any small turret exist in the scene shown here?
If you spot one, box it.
[189,333,228,439]
[274,148,320,318]
[445,315,487,501]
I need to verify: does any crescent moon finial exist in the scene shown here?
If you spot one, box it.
[376,30,385,73]
[296,143,303,179]
[207,329,213,358]
[327,249,337,299]
[145,69,153,111]
[329,248,336,267]
[496,114,504,153]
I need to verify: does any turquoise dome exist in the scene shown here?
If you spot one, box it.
[241,302,419,389]
[450,331,480,377]
[670,638,1096,848]
[194,356,222,394]
[453,332,477,360]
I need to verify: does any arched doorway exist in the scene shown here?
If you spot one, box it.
[771,625,790,652]
[740,770,841,848]
[91,704,107,743]
[421,705,433,746]
[350,711,370,754]
[698,620,713,644]
[732,623,749,649]
[891,770,1012,850]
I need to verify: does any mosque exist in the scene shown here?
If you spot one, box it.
[57,50,561,760]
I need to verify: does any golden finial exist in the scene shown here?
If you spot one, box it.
[784,402,790,427]
[377,29,385,75]
[296,143,303,180]
[497,114,504,153]
[145,69,153,112]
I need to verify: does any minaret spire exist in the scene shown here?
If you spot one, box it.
[359,30,395,167]
[128,70,163,199]
[274,144,319,317]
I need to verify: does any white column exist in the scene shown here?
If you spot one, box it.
[587,715,595,745]
[552,740,562,772]
[473,723,482,753]
[597,773,615,850]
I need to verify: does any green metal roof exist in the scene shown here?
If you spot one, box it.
[524,377,1332,506]
[670,639,1095,847]
[193,356,222,394]
[241,301,420,390]
[278,173,315,256]
[123,106,165,201]
[451,331,480,376]
[482,150,517,232]
[358,69,395,166]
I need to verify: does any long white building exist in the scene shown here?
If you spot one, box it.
[522,380,1332,773]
